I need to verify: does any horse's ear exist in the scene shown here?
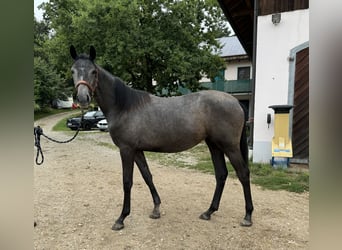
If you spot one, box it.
[70,45,77,60]
[89,46,96,61]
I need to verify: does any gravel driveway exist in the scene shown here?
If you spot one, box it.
[34,111,309,249]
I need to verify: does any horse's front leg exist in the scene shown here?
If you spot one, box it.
[112,149,135,231]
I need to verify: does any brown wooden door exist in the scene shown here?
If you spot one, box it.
[292,47,309,162]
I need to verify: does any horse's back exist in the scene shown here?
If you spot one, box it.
[153,90,241,111]
[197,90,242,112]
[154,90,244,141]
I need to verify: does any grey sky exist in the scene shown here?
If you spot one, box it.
[34,0,46,21]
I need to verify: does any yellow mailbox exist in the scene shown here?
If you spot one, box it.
[269,105,293,167]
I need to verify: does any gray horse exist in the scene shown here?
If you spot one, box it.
[70,45,254,230]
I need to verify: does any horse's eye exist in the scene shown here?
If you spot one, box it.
[91,70,96,75]
[71,69,75,75]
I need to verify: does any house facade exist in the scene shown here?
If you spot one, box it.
[254,8,309,163]
[199,36,253,117]
[218,0,309,164]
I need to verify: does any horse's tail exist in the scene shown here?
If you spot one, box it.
[239,103,249,167]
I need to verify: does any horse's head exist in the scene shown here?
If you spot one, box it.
[70,45,98,109]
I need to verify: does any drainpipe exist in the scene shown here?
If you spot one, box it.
[249,0,258,149]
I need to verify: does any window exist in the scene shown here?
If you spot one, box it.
[84,111,97,117]
[237,67,250,80]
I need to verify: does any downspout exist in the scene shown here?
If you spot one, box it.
[249,0,258,149]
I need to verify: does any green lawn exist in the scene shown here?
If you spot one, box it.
[249,163,309,193]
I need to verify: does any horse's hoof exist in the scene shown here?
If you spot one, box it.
[112,222,124,231]
[149,212,160,219]
[240,219,252,227]
[199,213,211,220]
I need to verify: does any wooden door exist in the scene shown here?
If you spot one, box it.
[292,47,309,162]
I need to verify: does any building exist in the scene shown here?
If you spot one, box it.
[218,0,309,164]
[199,36,253,118]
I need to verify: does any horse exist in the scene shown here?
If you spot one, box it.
[70,45,254,230]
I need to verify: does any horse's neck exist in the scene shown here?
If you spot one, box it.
[94,67,151,118]
[94,68,116,116]
[94,68,131,116]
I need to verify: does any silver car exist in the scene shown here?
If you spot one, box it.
[97,119,108,131]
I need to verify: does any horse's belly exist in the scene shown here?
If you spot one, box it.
[145,139,201,153]
[140,129,204,153]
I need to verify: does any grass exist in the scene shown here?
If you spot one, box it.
[50,112,309,193]
[34,108,81,131]
[52,112,82,131]
[249,163,309,193]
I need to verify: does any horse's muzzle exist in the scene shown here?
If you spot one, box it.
[77,96,90,109]
[76,85,91,109]
[75,80,95,109]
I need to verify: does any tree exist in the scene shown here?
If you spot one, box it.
[34,17,50,59]
[41,0,231,96]
[34,17,73,111]
[34,57,64,110]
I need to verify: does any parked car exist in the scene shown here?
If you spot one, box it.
[66,110,105,130]
[52,97,74,109]
[97,119,108,132]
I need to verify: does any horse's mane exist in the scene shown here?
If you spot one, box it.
[112,78,151,112]
[97,67,151,112]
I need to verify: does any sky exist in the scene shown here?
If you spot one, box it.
[34,0,46,21]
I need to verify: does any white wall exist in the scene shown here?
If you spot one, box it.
[253,9,309,163]
[200,59,252,82]
[225,60,252,80]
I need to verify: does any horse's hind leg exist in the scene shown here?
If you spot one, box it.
[135,151,161,219]
[200,139,228,220]
[226,148,254,226]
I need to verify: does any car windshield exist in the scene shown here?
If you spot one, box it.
[84,111,96,117]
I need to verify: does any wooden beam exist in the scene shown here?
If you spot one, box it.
[232,9,253,18]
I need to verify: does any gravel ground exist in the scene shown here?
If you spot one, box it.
[34,111,309,249]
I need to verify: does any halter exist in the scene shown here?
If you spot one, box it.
[75,67,99,95]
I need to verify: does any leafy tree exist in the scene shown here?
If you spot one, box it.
[34,57,65,110]
[34,17,50,59]
[40,0,231,96]
[34,16,73,110]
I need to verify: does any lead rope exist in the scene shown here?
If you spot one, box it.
[34,110,84,165]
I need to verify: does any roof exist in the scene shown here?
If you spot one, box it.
[217,0,254,59]
[217,36,247,57]
[217,0,309,59]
